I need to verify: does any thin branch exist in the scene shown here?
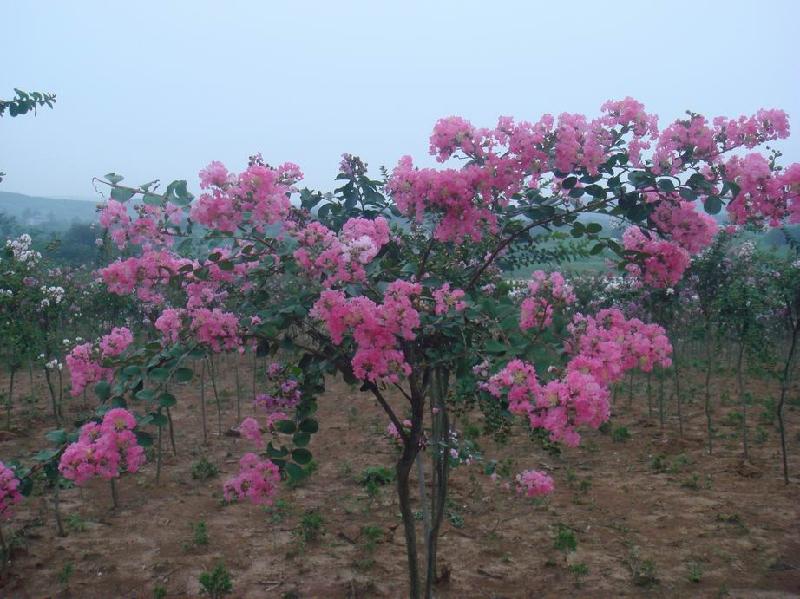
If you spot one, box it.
[365,382,409,443]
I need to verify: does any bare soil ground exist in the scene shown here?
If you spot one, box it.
[0,357,798,598]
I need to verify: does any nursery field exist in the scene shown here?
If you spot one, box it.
[0,354,798,598]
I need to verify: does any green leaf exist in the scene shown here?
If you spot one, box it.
[159,392,177,408]
[104,173,124,185]
[150,412,168,427]
[34,449,59,462]
[135,388,156,401]
[679,188,697,201]
[135,431,154,447]
[274,420,297,434]
[174,367,194,383]
[585,222,602,234]
[292,432,311,447]
[298,418,318,433]
[704,195,723,215]
[285,462,307,481]
[657,179,675,192]
[149,367,170,382]
[94,380,111,401]
[561,176,577,189]
[143,193,163,206]
[110,187,135,202]
[484,340,508,354]
[292,448,312,465]
[45,429,67,445]
[266,442,289,459]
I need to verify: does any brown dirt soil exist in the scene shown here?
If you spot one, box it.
[0,356,798,598]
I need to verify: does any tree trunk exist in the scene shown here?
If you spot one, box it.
[736,339,749,461]
[397,438,421,599]
[43,367,60,426]
[5,368,15,431]
[704,321,714,454]
[425,368,450,599]
[207,356,222,436]
[673,341,683,438]
[777,321,799,484]
[200,359,208,445]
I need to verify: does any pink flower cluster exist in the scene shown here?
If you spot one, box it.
[723,153,800,226]
[99,199,182,250]
[58,408,146,484]
[388,100,798,243]
[432,283,466,315]
[482,359,610,447]
[238,417,265,448]
[66,327,134,396]
[223,453,281,506]
[519,270,575,330]
[386,156,509,243]
[514,470,555,499]
[293,217,391,287]
[311,281,421,383]
[0,461,22,520]
[192,161,302,233]
[99,250,189,305]
[653,109,790,175]
[622,226,691,288]
[254,378,301,413]
[651,200,718,254]
[566,308,672,384]
[154,307,241,352]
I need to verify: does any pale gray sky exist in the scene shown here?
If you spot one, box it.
[1,0,798,199]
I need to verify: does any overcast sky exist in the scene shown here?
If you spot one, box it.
[1,0,798,200]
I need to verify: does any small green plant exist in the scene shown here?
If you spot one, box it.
[611,425,631,443]
[554,524,577,555]
[199,563,233,598]
[754,426,769,445]
[65,513,87,533]
[682,474,700,490]
[266,499,290,524]
[358,466,394,498]
[193,520,209,546]
[687,561,703,583]
[447,509,465,529]
[58,562,74,586]
[358,466,394,487]
[569,562,589,586]
[669,453,692,473]
[361,525,383,552]
[649,454,668,473]
[625,548,658,588]
[153,586,168,599]
[192,457,219,481]
[293,509,324,547]
[721,411,743,427]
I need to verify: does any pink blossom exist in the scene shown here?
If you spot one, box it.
[223,453,281,506]
[622,226,690,288]
[238,417,264,448]
[515,470,555,498]
[0,462,22,520]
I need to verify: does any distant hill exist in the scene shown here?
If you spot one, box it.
[0,191,99,230]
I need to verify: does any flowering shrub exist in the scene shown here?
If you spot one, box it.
[65,327,134,396]
[70,98,797,598]
[58,408,146,485]
[0,462,22,520]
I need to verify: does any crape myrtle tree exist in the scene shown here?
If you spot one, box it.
[61,99,799,597]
